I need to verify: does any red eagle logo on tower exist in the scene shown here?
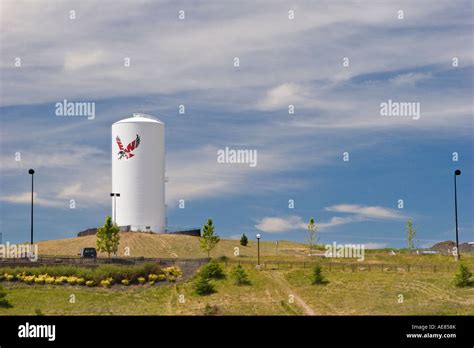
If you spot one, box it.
[116,134,140,159]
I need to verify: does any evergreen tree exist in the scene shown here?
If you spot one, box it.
[0,285,11,308]
[240,234,248,246]
[194,275,215,295]
[454,263,472,287]
[232,265,251,286]
[311,264,327,285]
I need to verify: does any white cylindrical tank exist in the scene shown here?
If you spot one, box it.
[111,113,165,232]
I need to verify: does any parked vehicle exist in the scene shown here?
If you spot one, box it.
[78,247,97,258]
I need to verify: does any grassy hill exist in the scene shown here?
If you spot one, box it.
[35,232,474,266]
[36,232,308,259]
[2,233,472,316]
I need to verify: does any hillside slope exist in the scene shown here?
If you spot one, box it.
[36,232,308,258]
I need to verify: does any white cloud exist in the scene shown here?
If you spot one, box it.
[0,192,64,208]
[257,83,309,110]
[64,50,105,71]
[255,204,406,233]
[255,215,307,233]
[324,204,404,220]
[389,72,432,86]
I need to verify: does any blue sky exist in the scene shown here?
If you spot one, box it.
[0,0,472,248]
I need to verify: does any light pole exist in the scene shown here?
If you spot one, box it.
[256,233,261,267]
[454,169,461,260]
[28,169,35,245]
[110,193,120,224]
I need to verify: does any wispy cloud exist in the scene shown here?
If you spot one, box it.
[255,204,406,233]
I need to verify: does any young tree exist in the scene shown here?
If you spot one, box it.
[96,216,120,258]
[194,275,215,295]
[0,285,11,308]
[407,219,416,249]
[232,265,251,286]
[240,233,248,246]
[454,263,472,287]
[311,264,327,285]
[307,217,318,256]
[200,218,220,258]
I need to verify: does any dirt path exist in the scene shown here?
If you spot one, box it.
[262,271,316,315]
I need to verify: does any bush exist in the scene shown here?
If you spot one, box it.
[0,263,165,286]
[454,263,473,287]
[194,275,215,295]
[149,281,155,286]
[100,278,112,288]
[163,266,183,278]
[85,280,95,287]
[0,285,12,308]
[203,303,219,316]
[231,265,250,286]
[200,261,225,280]
[311,264,327,285]
[121,279,130,285]
[240,234,248,246]
[138,277,146,284]
[148,274,159,281]
[158,274,166,281]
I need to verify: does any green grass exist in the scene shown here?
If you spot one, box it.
[1,262,472,315]
[284,268,474,315]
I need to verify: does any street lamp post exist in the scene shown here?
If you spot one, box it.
[28,169,35,245]
[256,233,261,267]
[110,193,121,224]
[454,169,461,260]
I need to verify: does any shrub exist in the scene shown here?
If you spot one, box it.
[5,274,14,281]
[200,261,225,280]
[240,234,248,246]
[76,278,85,285]
[148,274,159,281]
[138,277,146,284]
[34,277,45,284]
[167,276,176,282]
[203,303,219,316]
[45,277,55,284]
[311,264,327,285]
[194,275,215,296]
[67,276,78,285]
[55,276,67,285]
[85,280,95,287]
[24,276,35,283]
[149,281,155,286]
[121,279,130,285]
[454,263,473,287]
[158,274,166,281]
[163,266,183,278]
[231,265,250,286]
[0,285,12,308]
[100,278,112,288]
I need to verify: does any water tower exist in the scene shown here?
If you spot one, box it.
[111,113,165,232]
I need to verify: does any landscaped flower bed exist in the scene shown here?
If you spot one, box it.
[0,263,182,288]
